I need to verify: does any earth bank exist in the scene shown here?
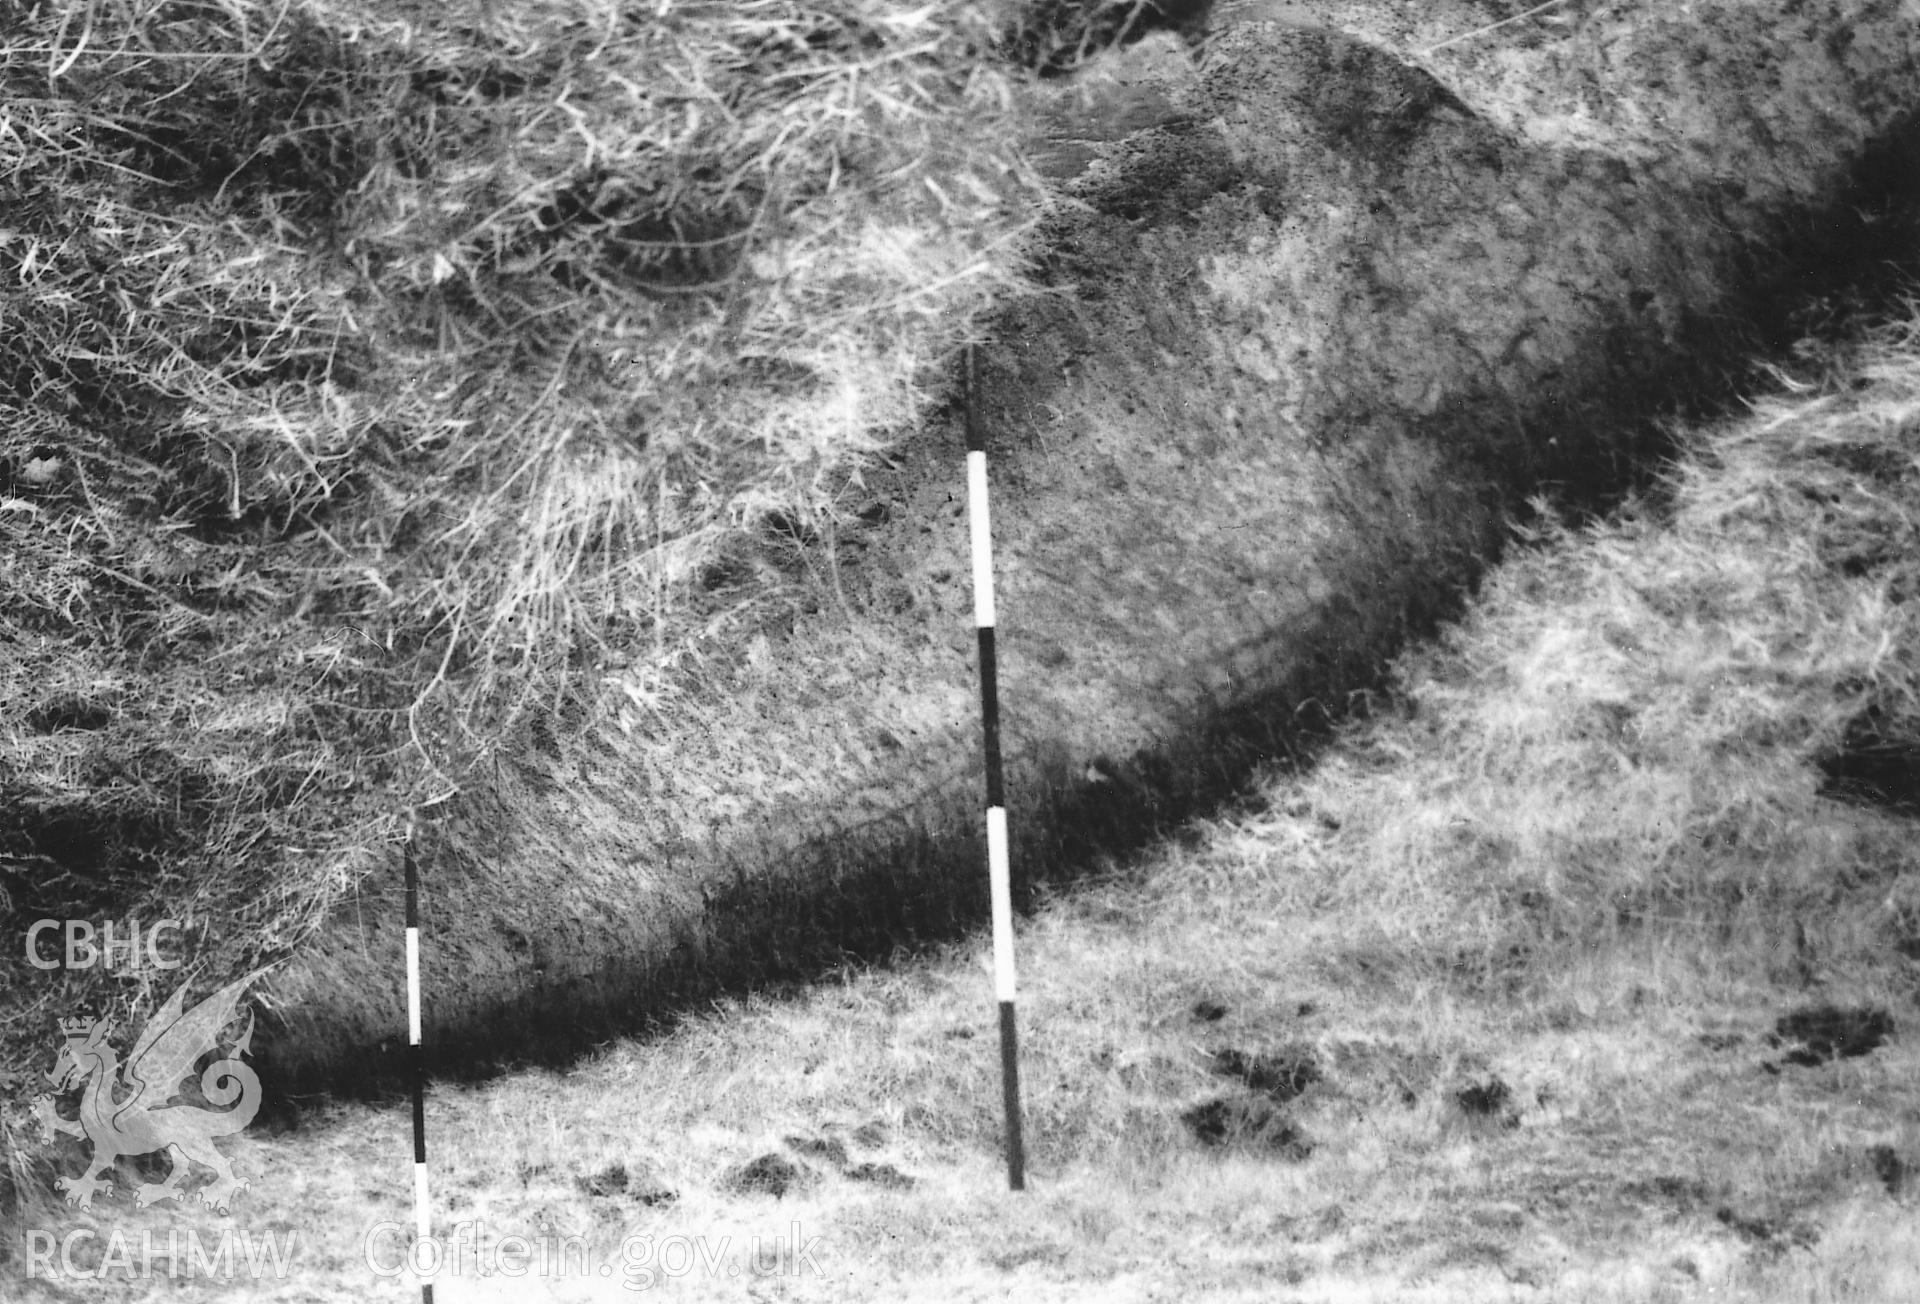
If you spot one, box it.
[261,0,1920,1097]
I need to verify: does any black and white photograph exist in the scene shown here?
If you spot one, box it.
[3,0,1918,1298]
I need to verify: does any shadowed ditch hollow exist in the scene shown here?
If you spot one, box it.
[242,10,1920,1105]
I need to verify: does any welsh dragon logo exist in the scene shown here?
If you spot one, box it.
[33,969,267,1214]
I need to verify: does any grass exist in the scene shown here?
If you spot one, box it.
[9,285,1917,1302]
[1,0,1062,1027]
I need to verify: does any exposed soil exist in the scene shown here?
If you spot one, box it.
[248,0,1920,1098]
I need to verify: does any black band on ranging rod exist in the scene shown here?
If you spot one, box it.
[977,626,1005,809]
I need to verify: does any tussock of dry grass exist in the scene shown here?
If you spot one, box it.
[0,0,1048,990]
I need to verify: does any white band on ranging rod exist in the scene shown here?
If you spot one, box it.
[965,343,1027,1192]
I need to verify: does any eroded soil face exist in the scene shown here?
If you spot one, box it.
[246,0,1920,1091]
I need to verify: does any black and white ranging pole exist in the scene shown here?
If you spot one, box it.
[404,825,434,1303]
[964,343,1027,1192]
